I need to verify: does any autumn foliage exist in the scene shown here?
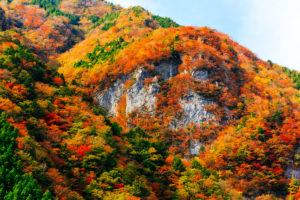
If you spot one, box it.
[0,0,299,199]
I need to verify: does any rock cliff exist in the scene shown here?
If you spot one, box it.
[96,58,216,130]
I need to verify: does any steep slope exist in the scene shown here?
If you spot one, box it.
[58,2,300,198]
[59,21,257,152]
[0,0,300,199]
[0,0,120,63]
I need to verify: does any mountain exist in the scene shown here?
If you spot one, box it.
[0,0,300,199]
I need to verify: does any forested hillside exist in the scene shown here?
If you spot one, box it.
[0,0,299,199]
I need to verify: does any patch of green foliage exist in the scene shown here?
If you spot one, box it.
[0,39,53,99]
[175,159,235,199]
[126,127,169,175]
[73,37,130,68]
[91,11,120,29]
[88,14,100,23]
[132,6,144,17]
[85,126,169,199]
[31,0,80,25]
[152,15,180,28]
[0,37,70,142]
[102,21,116,31]
[172,156,185,172]
[1,45,47,82]
[0,114,52,200]
[282,66,300,90]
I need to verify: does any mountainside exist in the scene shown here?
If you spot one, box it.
[0,0,300,199]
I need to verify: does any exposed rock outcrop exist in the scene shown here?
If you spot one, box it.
[126,69,160,115]
[96,68,161,116]
[192,69,209,82]
[285,147,300,179]
[180,92,215,127]
[96,58,182,117]
[96,76,129,115]
[155,60,179,80]
[189,141,205,155]
[96,59,215,130]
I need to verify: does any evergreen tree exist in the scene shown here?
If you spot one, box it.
[0,114,52,200]
[172,156,185,172]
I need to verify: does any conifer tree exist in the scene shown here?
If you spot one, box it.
[0,114,52,200]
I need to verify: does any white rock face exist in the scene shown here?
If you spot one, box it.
[96,60,221,158]
[192,69,208,81]
[96,59,180,117]
[285,147,300,179]
[180,92,215,127]
[96,60,215,131]
[189,141,205,155]
[155,60,179,80]
[96,76,128,116]
[126,69,160,115]
[96,68,161,116]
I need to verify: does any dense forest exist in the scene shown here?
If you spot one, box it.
[0,0,299,199]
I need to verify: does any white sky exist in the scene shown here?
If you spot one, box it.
[108,0,300,71]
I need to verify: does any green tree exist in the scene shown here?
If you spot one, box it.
[172,156,185,172]
[130,178,150,197]
[31,0,79,25]
[0,114,52,199]
[82,146,116,172]
[152,15,180,28]
[88,15,100,23]
[91,11,120,29]
[73,37,130,68]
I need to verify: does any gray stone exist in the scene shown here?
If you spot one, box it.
[96,76,129,116]
[126,69,160,115]
[192,69,208,81]
[285,146,300,179]
[189,141,205,155]
[169,92,215,129]
[180,92,215,127]
[96,60,215,129]
[155,60,179,80]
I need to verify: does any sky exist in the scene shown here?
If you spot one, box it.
[108,0,300,71]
